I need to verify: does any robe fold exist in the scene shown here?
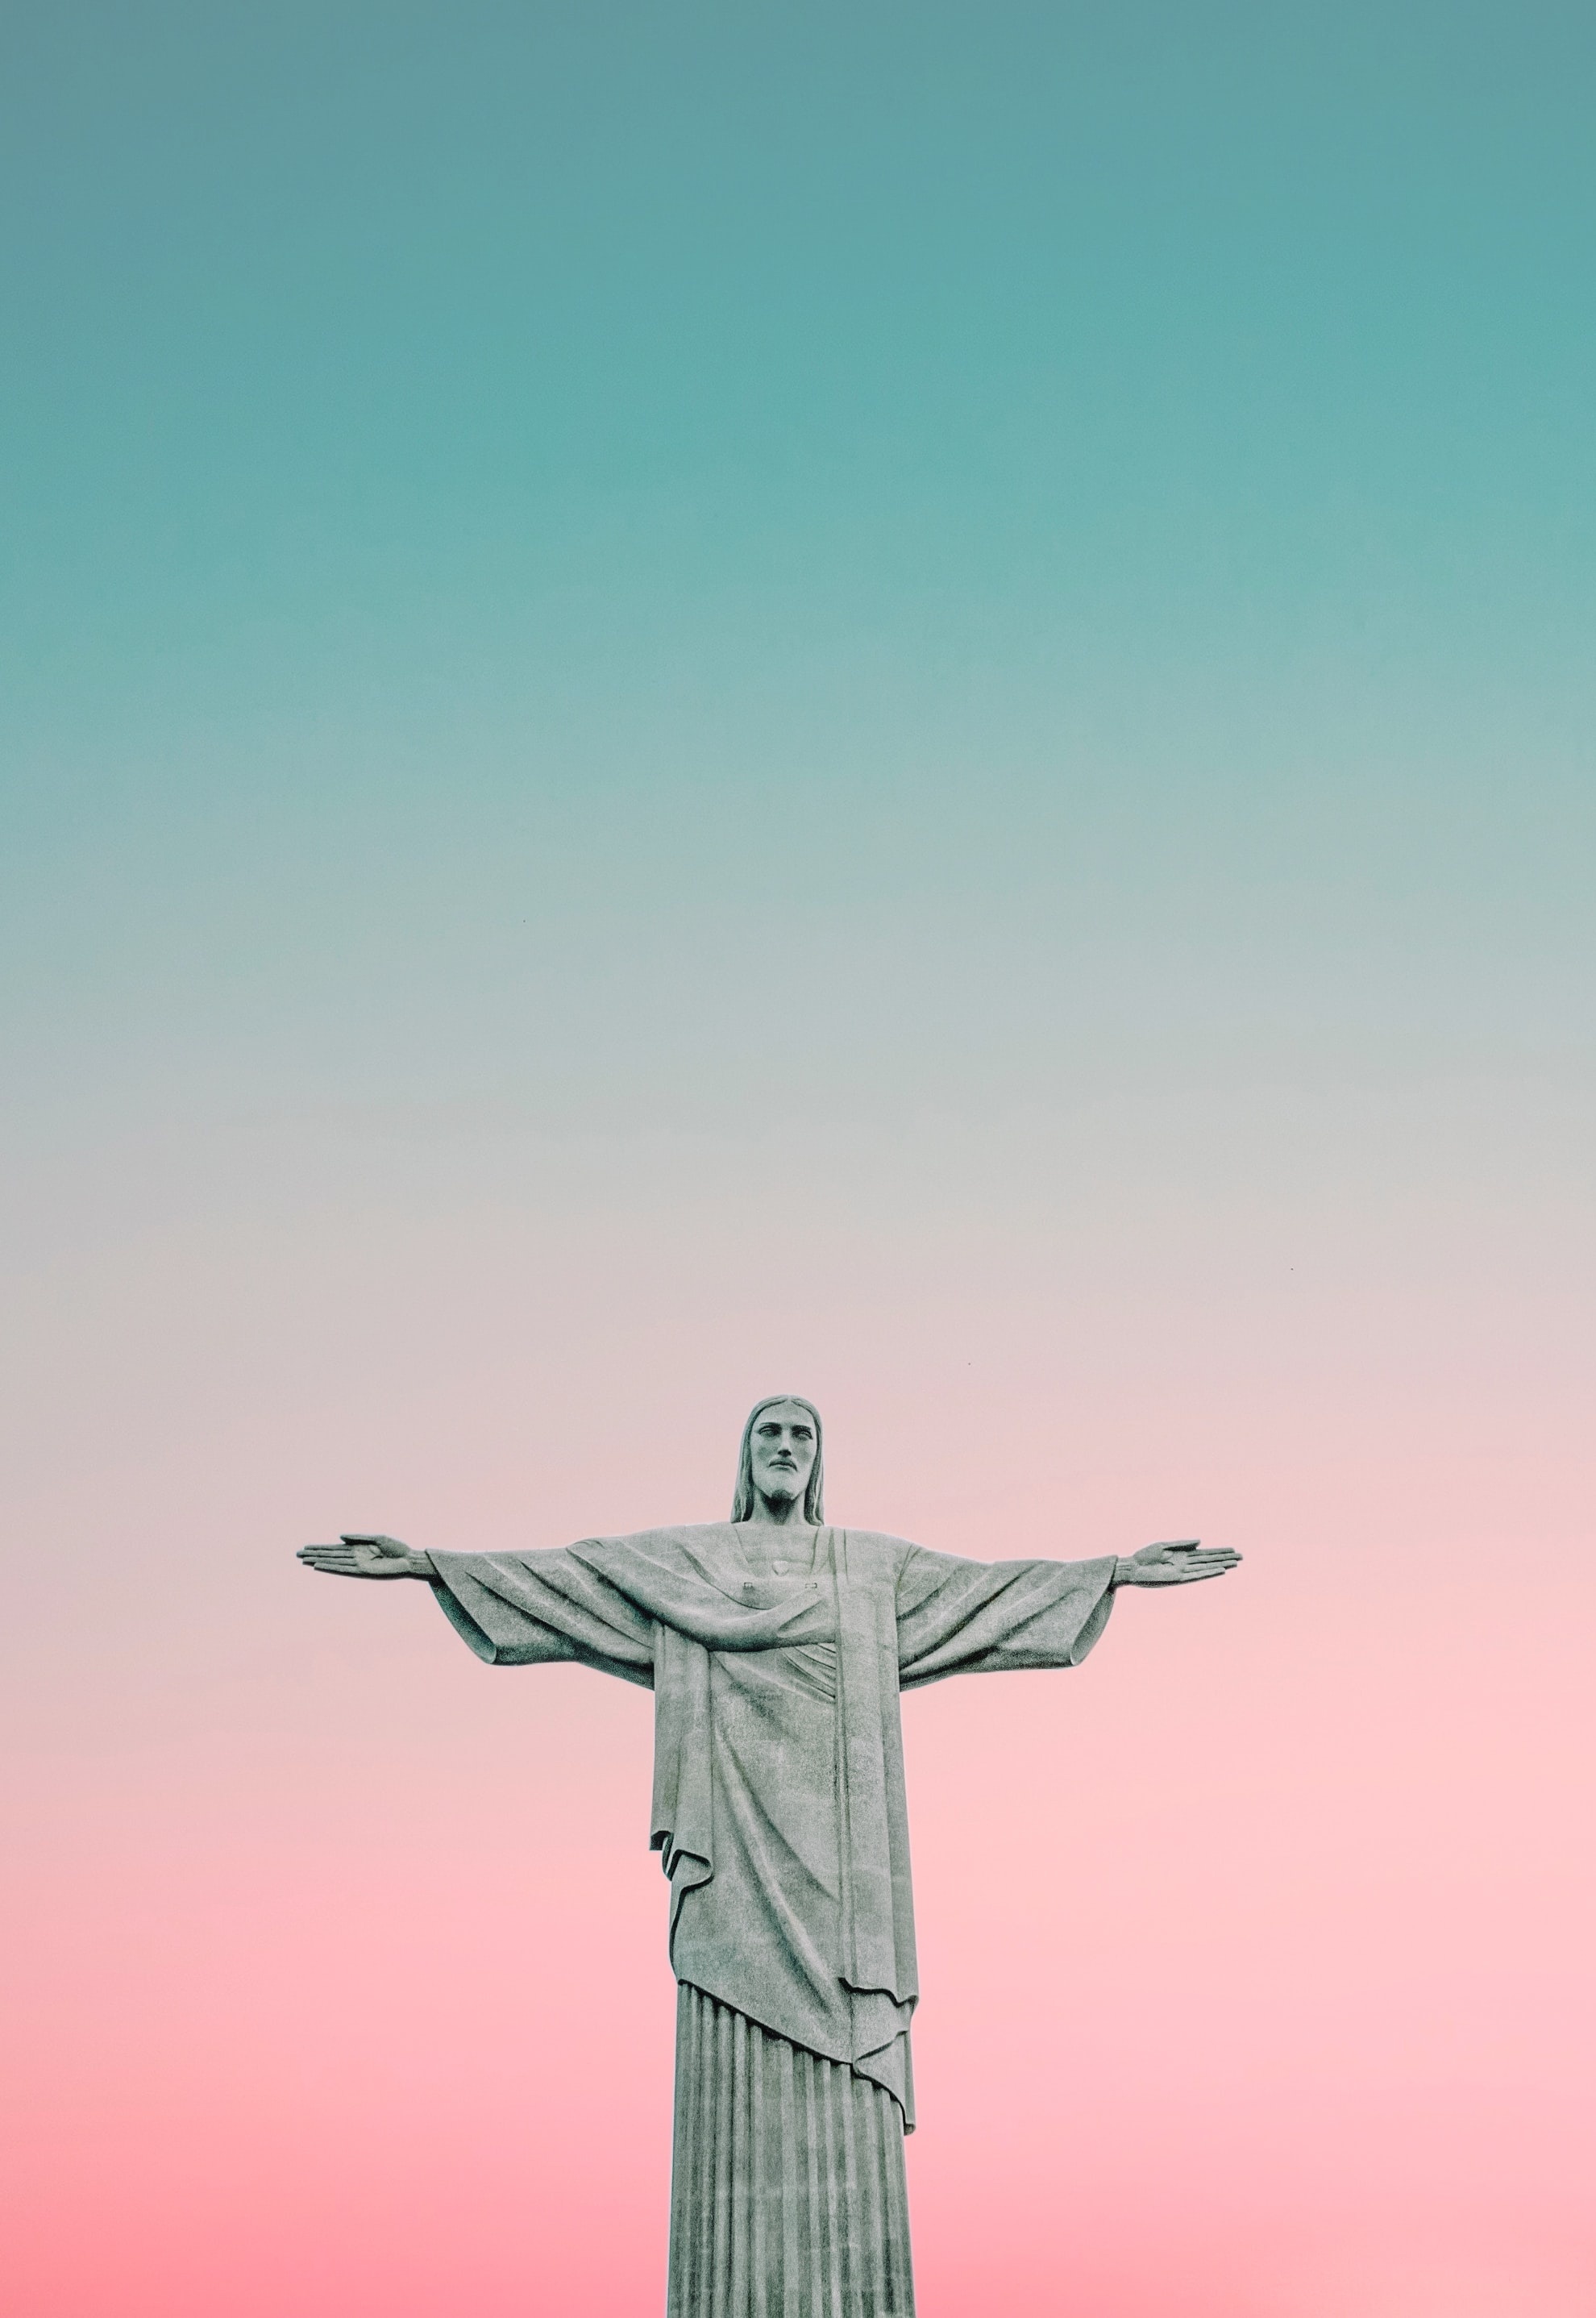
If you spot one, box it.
[430,1525,1116,2126]
[430,1525,1116,2315]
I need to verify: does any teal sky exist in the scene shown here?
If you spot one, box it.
[6,4,1594,1146]
[2,1,1593,1263]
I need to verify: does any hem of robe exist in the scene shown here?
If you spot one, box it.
[669,1984,916,2318]
[677,1971,915,2132]
[432,1576,529,1662]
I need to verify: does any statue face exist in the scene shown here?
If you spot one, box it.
[749,1402,818,1509]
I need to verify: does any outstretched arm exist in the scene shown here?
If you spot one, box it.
[298,1533,435,1579]
[295,1530,655,1684]
[896,1534,1241,1687]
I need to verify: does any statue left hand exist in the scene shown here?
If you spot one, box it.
[297,1534,436,1580]
[1114,1539,1241,1587]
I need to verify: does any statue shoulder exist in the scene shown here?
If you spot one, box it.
[570,1525,737,1593]
[834,1528,921,1572]
[584,1523,751,1571]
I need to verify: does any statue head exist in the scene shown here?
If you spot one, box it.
[731,1396,825,1525]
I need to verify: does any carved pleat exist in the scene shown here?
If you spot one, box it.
[669,1983,915,2318]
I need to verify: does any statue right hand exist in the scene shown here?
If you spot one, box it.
[297,1534,434,1580]
[1113,1538,1241,1586]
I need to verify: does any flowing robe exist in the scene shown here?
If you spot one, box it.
[429,1525,1117,2314]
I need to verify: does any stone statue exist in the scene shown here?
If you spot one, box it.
[299,1396,1239,2316]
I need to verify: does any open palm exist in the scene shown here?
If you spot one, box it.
[1118,1539,1241,1586]
[296,1534,430,1579]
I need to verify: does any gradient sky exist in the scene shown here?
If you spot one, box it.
[2,6,1594,2316]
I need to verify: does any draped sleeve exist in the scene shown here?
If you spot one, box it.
[894,1546,1118,1688]
[429,1547,656,1687]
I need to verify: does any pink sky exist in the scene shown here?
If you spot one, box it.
[4,1108,1592,2315]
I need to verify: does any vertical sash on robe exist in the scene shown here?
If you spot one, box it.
[428,1522,1118,2132]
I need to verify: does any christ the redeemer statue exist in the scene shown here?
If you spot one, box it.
[299,1395,1239,2317]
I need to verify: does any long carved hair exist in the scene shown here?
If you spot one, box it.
[730,1396,825,1525]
